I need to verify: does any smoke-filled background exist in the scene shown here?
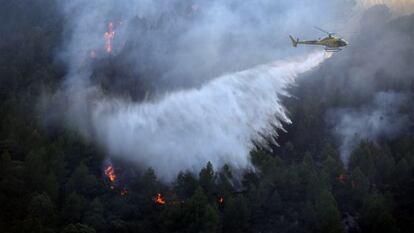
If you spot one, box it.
[277,2,414,165]
[1,1,414,232]
[327,92,413,164]
[40,0,414,180]
[47,0,349,180]
[58,0,351,88]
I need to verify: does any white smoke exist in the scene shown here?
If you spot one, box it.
[327,92,412,165]
[56,0,352,89]
[86,52,328,181]
[52,0,342,181]
[356,0,414,15]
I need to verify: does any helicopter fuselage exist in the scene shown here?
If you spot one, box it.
[305,36,347,48]
[289,33,348,51]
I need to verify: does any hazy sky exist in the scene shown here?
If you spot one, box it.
[357,0,414,15]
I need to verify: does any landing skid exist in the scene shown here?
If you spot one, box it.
[325,48,342,52]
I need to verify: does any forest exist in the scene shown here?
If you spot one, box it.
[0,1,413,233]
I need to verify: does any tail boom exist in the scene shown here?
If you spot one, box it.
[289,35,298,47]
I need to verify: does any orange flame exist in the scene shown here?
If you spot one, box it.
[105,165,117,183]
[218,196,224,204]
[154,193,166,205]
[121,188,128,196]
[104,22,115,53]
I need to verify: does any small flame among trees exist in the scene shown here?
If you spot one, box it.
[121,188,128,196]
[105,165,117,183]
[104,22,115,53]
[154,193,166,205]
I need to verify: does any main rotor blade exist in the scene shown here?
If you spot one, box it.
[314,26,335,35]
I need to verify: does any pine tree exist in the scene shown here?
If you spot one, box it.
[199,162,215,195]
[44,171,59,201]
[360,194,398,233]
[178,187,219,233]
[174,171,198,199]
[65,162,98,198]
[393,158,410,185]
[27,193,55,226]
[314,189,343,233]
[25,149,47,192]
[62,192,86,224]
[82,198,106,232]
[350,167,370,209]
[223,196,250,233]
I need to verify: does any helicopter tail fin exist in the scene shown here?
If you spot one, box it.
[289,35,298,47]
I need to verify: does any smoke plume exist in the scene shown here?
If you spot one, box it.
[90,52,328,180]
[51,0,345,180]
[327,92,412,164]
[283,5,414,165]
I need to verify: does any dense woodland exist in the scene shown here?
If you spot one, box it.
[1,2,413,233]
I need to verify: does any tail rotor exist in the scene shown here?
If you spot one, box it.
[289,35,298,47]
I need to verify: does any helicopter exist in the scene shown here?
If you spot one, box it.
[289,27,348,51]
